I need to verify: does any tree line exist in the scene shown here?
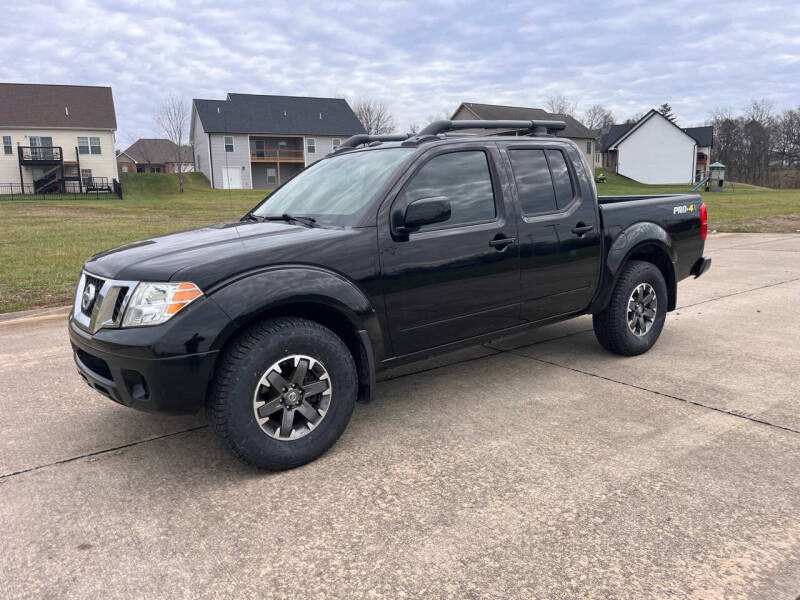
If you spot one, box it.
[711,100,800,188]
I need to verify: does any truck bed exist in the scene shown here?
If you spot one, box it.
[597,193,705,284]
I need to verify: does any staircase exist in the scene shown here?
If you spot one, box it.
[34,165,64,193]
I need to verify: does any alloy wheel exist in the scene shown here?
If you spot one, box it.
[253,355,332,440]
[627,283,657,336]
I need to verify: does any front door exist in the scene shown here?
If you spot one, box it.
[221,166,242,189]
[380,146,521,356]
[501,144,601,322]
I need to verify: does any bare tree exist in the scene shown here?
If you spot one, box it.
[546,94,577,117]
[582,105,615,130]
[351,98,397,135]
[624,111,645,124]
[154,96,190,193]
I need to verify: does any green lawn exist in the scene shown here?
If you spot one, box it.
[0,173,267,313]
[1,171,798,314]
[594,170,800,233]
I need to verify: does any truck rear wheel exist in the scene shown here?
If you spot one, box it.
[209,317,357,470]
[592,260,667,356]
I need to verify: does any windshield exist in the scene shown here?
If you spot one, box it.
[252,147,413,225]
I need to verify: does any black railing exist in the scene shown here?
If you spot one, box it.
[0,179,122,200]
[18,146,63,162]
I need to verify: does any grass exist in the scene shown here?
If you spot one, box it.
[0,170,798,314]
[594,169,800,233]
[0,173,267,313]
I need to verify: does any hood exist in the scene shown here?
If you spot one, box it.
[84,220,330,286]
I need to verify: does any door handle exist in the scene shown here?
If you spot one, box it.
[489,236,517,250]
[571,223,594,237]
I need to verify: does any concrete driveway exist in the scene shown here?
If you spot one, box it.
[1,233,799,599]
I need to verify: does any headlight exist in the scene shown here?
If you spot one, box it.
[121,282,203,327]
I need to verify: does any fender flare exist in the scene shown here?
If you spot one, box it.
[208,265,384,401]
[590,222,678,313]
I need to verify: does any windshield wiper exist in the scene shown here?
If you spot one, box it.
[260,213,318,228]
[240,212,265,223]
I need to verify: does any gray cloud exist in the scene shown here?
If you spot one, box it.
[2,0,798,143]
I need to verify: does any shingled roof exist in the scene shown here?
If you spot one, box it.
[597,123,634,152]
[453,102,596,139]
[121,138,193,164]
[682,126,713,147]
[0,83,116,129]
[193,93,366,136]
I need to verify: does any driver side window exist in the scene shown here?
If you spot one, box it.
[405,150,496,230]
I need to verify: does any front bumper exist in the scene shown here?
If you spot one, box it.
[691,256,712,278]
[68,295,231,414]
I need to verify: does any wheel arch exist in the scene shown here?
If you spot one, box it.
[590,222,678,313]
[209,266,383,403]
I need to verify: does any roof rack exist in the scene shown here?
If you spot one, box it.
[336,133,410,152]
[418,119,566,137]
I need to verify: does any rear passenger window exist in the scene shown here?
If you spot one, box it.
[405,151,496,229]
[545,149,575,209]
[508,149,557,215]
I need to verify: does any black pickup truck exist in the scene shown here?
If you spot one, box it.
[69,119,711,469]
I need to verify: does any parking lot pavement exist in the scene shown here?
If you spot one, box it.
[1,233,799,599]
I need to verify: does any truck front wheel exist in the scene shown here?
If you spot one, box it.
[592,260,668,356]
[209,317,357,469]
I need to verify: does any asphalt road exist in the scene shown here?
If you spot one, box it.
[1,233,799,599]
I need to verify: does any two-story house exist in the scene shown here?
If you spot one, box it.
[0,83,118,193]
[190,93,366,189]
[451,102,598,161]
[596,110,714,184]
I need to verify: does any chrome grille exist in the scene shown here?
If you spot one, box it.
[81,274,105,316]
[72,272,138,333]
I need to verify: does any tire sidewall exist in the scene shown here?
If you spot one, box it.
[223,323,356,468]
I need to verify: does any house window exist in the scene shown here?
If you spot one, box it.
[81,168,92,185]
[121,165,129,173]
[306,138,316,154]
[3,136,11,155]
[78,136,101,155]
[266,167,277,185]
[586,141,592,154]
[224,136,234,152]
[151,167,162,173]
[595,152,601,163]
[332,138,341,151]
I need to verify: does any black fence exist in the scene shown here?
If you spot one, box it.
[0,179,122,200]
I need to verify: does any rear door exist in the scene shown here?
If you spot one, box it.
[501,143,601,322]
[379,144,521,356]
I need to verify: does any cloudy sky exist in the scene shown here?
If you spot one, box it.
[2,0,799,144]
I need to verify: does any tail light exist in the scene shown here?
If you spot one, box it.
[699,203,708,241]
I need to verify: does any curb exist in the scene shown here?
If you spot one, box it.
[0,305,71,326]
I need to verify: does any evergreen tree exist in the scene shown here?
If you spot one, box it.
[658,103,677,122]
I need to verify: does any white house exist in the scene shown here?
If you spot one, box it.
[0,83,118,193]
[596,110,713,184]
[190,93,366,190]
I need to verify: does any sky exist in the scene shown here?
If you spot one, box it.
[2,0,799,146]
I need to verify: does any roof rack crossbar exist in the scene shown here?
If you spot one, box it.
[337,133,410,151]
[418,119,567,137]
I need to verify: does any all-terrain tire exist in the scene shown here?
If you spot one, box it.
[208,317,357,470]
[592,260,668,356]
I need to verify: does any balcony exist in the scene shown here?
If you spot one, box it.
[250,148,305,163]
[18,146,63,164]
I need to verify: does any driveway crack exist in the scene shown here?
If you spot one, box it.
[486,345,800,437]
[0,425,208,482]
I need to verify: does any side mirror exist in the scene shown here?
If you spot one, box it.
[399,196,451,233]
